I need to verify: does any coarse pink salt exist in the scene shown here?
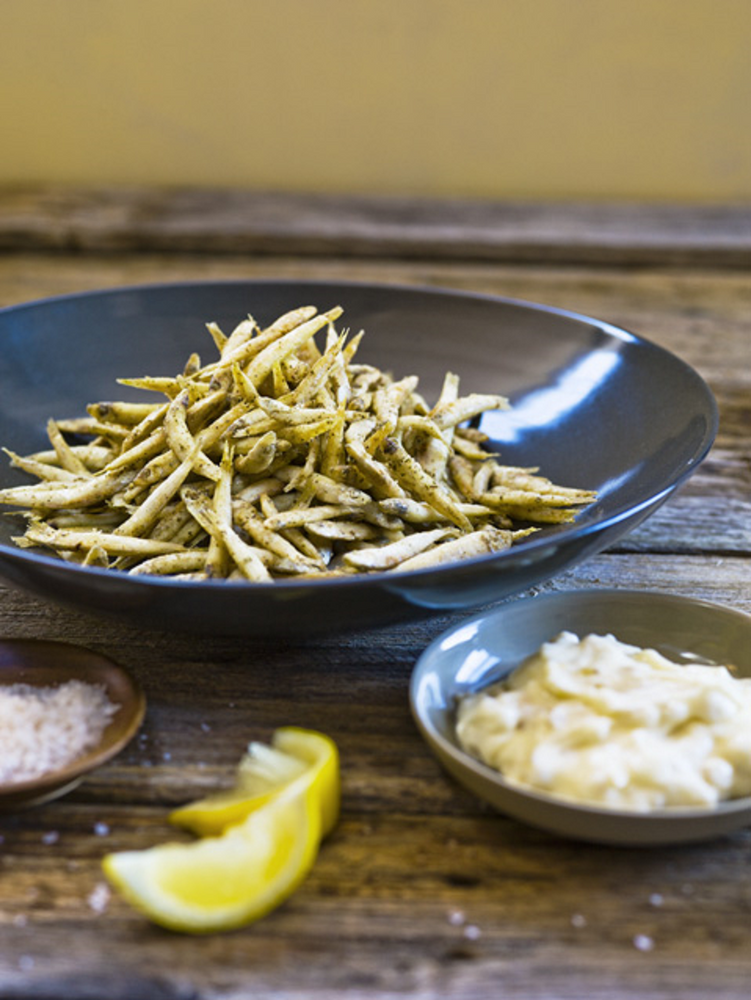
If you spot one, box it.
[0,681,117,784]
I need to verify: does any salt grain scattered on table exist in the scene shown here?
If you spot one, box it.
[87,883,111,914]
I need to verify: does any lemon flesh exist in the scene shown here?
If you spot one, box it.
[170,727,340,838]
[103,785,322,933]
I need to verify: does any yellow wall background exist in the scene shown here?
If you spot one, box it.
[2,0,749,202]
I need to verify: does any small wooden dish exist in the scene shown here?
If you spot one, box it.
[0,639,146,809]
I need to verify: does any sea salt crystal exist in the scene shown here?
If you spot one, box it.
[93,822,110,837]
[87,882,111,914]
[633,934,655,952]
[447,909,466,926]
[649,893,664,908]
[41,831,59,846]
[571,913,587,928]
[463,924,482,940]
[0,681,117,784]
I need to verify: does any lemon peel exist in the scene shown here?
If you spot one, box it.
[102,727,340,933]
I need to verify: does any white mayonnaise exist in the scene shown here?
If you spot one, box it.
[455,631,751,811]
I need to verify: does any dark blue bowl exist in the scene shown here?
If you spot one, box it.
[0,280,717,636]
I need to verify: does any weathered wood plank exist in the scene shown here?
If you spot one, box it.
[1,187,750,268]
[0,547,750,1000]
[3,807,751,1000]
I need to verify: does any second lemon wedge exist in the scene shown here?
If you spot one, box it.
[169,726,340,837]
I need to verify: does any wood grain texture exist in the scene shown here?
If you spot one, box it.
[0,191,749,1000]
[1,186,751,268]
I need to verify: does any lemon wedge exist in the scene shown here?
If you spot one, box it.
[103,787,321,934]
[102,728,340,933]
[169,726,340,838]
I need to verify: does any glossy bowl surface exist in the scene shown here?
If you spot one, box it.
[0,280,717,637]
[410,590,751,846]
[0,639,145,809]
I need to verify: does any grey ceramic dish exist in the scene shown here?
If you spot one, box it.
[0,280,717,637]
[410,589,751,846]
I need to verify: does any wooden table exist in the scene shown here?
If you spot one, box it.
[0,188,749,1000]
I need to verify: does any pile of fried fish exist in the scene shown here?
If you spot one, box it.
[0,306,596,581]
